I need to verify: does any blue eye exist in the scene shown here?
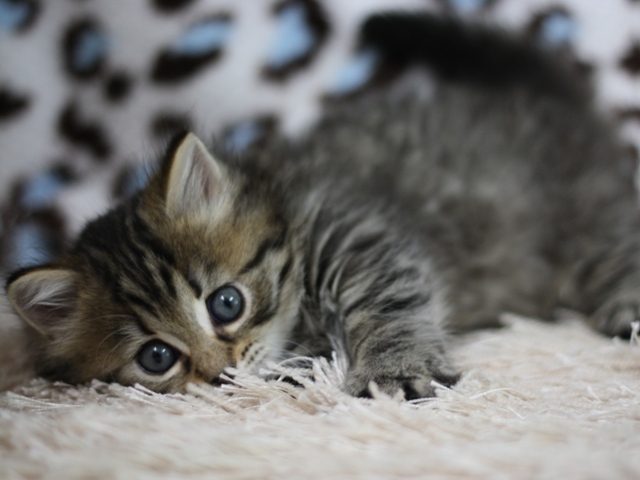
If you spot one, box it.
[207,285,244,324]
[137,340,178,374]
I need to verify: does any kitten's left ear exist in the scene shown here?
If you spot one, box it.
[6,267,79,338]
[164,132,228,218]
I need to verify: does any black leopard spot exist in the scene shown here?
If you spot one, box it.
[151,50,222,83]
[573,59,595,78]
[262,0,329,82]
[150,14,232,84]
[49,162,78,184]
[620,42,640,75]
[150,112,192,139]
[57,102,112,160]
[0,0,40,33]
[0,87,30,120]
[151,0,197,13]
[62,18,109,80]
[104,71,134,102]
[617,107,640,122]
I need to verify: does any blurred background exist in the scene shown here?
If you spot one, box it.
[0,0,639,272]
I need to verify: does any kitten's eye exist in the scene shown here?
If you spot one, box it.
[137,340,178,374]
[207,285,244,325]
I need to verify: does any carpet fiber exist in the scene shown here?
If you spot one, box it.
[1,313,639,479]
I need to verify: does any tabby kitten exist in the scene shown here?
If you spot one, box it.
[6,14,640,399]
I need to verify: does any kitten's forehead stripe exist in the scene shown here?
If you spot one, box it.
[124,292,159,317]
[76,200,180,313]
[187,277,203,298]
[129,206,177,267]
[119,222,166,298]
[134,317,154,336]
[119,215,175,304]
[159,264,177,299]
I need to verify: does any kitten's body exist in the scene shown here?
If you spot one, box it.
[283,86,633,332]
[7,14,639,398]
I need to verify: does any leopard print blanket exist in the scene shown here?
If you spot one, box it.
[1,0,639,272]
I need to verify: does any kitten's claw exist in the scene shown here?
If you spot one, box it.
[344,368,459,400]
[591,301,639,338]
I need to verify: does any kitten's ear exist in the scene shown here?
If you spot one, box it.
[164,132,227,218]
[6,268,78,337]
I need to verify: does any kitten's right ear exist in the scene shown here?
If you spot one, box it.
[163,132,227,218]
[6,267,78,337]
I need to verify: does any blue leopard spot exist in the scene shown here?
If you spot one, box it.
[448,0,487,14]
[10,223,52,268]
[151,14,232,83]
[171,17,232,56]
[539,11,577,46]
[0,0,28,30]
[64,19,109,78]
[73,28,108,72]
[329,49,379,96]
[19,167,75,210]
[0,0,37,31]
[266,3,316,69]
[20,171,67,210]
[119,164,152,198]
[224,121,262,153]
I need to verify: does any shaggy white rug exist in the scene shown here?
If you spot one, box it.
[1,310,639,479]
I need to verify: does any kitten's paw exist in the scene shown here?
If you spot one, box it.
[591,301,638,338]
[343,368,459,400]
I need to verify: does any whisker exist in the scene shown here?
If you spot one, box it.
[95,325,134,362]
[278,340,315,358]
[101,334,134,378]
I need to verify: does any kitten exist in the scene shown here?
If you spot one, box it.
[5,14,639,399]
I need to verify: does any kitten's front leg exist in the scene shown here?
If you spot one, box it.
[341,303,459,400]
[306,210,459,399]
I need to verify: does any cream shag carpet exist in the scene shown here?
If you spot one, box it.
[1,310,639,479]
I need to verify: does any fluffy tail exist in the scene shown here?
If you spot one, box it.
[360,12,588,104]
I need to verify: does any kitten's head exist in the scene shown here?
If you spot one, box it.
[6,133,303,393]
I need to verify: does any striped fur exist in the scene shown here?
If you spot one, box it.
[7,15,640,398]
